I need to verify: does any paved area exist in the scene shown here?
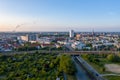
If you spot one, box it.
[72,57,90,80]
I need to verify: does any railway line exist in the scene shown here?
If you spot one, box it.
[1,50,119,55]
[73,55,105,80]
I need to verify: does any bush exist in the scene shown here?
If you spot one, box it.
[101,67,106,72]
[107,54,120,62]
[59,55,76,75]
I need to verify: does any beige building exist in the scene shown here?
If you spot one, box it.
[76,34,81,40]
[20,35,28,41]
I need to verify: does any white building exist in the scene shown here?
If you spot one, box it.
[20,34,38,43]
[71,41,85,50]
[69,30,74,38]
[38,37,51,44]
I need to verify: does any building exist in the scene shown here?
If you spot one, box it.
[71,41,85,50]
[69,30,74,38]
[41,44,55,48]
[20,34,38,43]
[38,37,51,44]
[76,34,81,40]
[28,34,38,42]
[20,35,28,41]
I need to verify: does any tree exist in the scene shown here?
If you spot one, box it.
[101,67,106,72]
[59,55,76,75]
[49,62,54,69]
[107,54,115,62]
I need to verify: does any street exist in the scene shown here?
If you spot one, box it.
[72,57,90,80]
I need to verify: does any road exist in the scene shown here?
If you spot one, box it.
[72,57,90,80]
[63,73,67,80]
[101,74,120,76]
[75,56,105,80]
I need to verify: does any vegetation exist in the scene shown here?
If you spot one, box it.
[81,53,120,80]
[107,54,120,62]
[0,53,76,80]
[104,76,120,80]
[67,74,77,80]
[81,54,105,73]
[59,55,76,75]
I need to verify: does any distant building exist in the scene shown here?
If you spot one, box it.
[41,44,55,48]
[69,30,74,38]
[20,35,28,41]
[38,37,51,44]
[28,34,38,42]
[71,41,85,50]
[20,34,38,43]
[76,34,81,40]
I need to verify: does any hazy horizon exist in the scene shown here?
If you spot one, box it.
[0,0,120,32]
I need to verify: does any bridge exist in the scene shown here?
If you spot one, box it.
[64,51,119,55]
[1,50,119,56]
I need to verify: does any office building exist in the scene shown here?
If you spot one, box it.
[69,30,74,38]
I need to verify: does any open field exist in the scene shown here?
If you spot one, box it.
[105,64,120,73]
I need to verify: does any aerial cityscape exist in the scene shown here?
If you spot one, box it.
[0,0,120,80]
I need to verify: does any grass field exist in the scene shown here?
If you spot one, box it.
[104,76,120,80]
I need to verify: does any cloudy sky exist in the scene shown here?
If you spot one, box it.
[0,0,120,32]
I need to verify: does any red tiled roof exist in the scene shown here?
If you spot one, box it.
[41,44,54,46]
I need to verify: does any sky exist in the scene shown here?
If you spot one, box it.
[0,0,120,32]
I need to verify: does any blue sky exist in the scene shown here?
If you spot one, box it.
[0,0,120,32]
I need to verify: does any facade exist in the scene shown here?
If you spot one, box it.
[38,37,51,44]
[69,30,74,38]
[20,36,28,41]
[71,41,85,50]
[20,34,38,42]
[28,34,38,42]
[76,34,81,40]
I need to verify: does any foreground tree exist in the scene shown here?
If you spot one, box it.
[59,55,76,75]
[107,54,120,62]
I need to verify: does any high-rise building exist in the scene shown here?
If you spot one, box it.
[20,34,38,43]
[69,30,74,38]
[28,34,38,42]
[92,29,95,37]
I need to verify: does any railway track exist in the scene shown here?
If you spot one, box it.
[73,55,105,80]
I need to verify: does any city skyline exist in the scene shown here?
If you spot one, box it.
[0,0,120,32]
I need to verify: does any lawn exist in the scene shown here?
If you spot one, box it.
[104,76,120,80]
